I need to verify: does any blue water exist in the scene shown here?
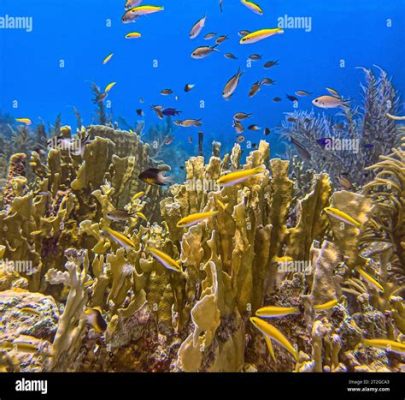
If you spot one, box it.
[0,0,404,158]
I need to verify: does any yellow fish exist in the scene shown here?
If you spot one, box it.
[125,32,142,39]
[123,5,164,22]
[264,336,276,362]
[362,338,405,355]
[104,82,117,93]
[357,267,384,293]
[217,166,264,187]
[103,226,136,251]
[84,307,107,333]
[240,28,284,45]
[250,317,298,361]
[255,305,299,318]
[177,211,218,228]
[147,247,182,273]
[131,191,145,201]
[241,0,264,15]
[102,52,114,65]
[324,207,361,228]
[15,118,32,125]
[313,299,338,311]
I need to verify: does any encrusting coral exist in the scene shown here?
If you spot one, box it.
[0,122,404,373]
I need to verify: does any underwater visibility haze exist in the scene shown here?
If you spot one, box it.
[0,0,404,373]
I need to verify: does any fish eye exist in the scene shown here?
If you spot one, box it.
[315,99,318,102]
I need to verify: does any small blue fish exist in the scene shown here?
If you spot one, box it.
[162,108,181,117]
[317,138,333,148]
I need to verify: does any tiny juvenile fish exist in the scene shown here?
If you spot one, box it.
[273,97,282,102]
[324,207,361,228]
[216,35,228,44]
[125,0,142,10]
[236,135,245,143]
[286,94,298,102]
[233,120,244,134]
[147,247,182,273]
[151,105,164,119]
[191,45,219,59]
[233,112,252,121]
[106,209,136,222]
[84,307,107,333]
[260,78,275,86]
[190,16,206,39]
[295,90,311,97]
[224,52,238,60]
[313,95,349,109]
[357,267,384,293]
[160,88,173,95]
[240,28,284,45]
[223,68,243,100]
[177,211,218,228]
[174,119,202,127]
[184,83,195,92]
[362,338,405,355]
[326,87,341,97]
[264,60,279,68]
[16,118,32,125]
[249,81,261,98]
[139,168,172,186]
[125,32,142,39]
[104,81,117,93]
[264,127,271,136]
[248,54,262,62]
[248,124,261,131]
[103,226,136,250]
[217,166,264,187]
[255,306,299,318]
[250,317,298,361]
[102,53,114,65]
[204,32,216,40]
[313,299,338,311]
[238,29,251,37]
[291,137,311,161]
[241,0,264,15]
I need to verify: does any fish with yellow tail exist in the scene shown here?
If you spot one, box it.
[362,338,405,355]
[147,247,182,273]
[102,52,114,65]
[313,299,339,311]
[84,307,107,333]
[323,207,362,228]
[255,305,299,318]
[241,0,264,15]
[177,211,219,228]
[217,166,264,187]
[250,317,298,361]
[240,28,284,45]
[16,118,32,126]
[122,5,164,23]
[102,226,136,251]
[357,267,384,293]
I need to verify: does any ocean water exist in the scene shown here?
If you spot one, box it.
[0,0,404,159]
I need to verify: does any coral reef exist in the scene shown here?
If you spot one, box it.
[0,121,404,373]
[281,67,400,189]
